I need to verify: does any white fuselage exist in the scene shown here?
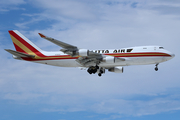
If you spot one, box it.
[31,46,174,68]
[7,30,175,76]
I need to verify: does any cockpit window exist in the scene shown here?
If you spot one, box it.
[159,47,164,49]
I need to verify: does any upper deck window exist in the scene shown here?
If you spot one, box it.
[127,49,133,52]
[159,47,164,49]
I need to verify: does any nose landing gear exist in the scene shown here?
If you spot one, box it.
[155,63,159,71]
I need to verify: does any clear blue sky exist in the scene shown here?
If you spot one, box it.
[0,0,180,120]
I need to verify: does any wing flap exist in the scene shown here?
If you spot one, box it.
[5,49,35,58]
[76,57,98,67]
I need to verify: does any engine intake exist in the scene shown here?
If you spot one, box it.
[79,49,89,56]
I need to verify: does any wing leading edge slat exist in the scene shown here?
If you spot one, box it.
[38,33,78,51]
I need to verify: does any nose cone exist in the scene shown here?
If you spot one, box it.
[165,53,175,61]
[171,53,175,58]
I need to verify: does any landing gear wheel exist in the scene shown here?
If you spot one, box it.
[155,63,159,71]
[87,69,92,74]
[97,67,105,77]
[87,66,99,75]
[87,66,105,76]
[96,65,99,69]
[155,67,158,71]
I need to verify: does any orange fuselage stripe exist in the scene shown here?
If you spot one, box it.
[22,52,171,61]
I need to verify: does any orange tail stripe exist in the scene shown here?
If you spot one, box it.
[9,30,45,57]
[13,43,27,54]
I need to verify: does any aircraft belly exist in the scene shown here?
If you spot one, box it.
[99,57,167,67]
[126,57,167,65]
[33,59,79,67]
[32,56,169,68]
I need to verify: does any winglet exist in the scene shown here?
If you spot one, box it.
[38,33,46,38]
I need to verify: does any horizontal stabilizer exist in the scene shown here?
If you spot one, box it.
[5,49,35,58]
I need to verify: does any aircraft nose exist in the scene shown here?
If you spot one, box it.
[171,53,175,58]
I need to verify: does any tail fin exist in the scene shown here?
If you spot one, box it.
[8,30,43,54]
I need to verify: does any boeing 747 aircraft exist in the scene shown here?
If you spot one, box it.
[5,30,175,76]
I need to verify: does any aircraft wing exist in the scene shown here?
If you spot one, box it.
[76,56,102,67]
[38,33,102,61]
[5,49,35,58]
[38,33,128,67]
[38,33,78,51]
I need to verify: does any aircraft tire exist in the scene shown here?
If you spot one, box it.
[155,67,158,71]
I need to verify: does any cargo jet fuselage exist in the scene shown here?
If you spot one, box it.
[5,30,175,76]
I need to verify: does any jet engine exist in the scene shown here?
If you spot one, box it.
[61,49,99,57]
[108,67,124,73]
[78,49,89,56]
[103,56,116,63]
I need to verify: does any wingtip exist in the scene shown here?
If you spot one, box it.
[4,49,9,51]
[38,33,46,38]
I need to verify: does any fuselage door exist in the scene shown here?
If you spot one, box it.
[154,47,157,50]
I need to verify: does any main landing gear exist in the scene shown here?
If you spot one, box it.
[98,67,105,77]
[87,65,99,74]
[87,65,105,77]
[155,63,159,71]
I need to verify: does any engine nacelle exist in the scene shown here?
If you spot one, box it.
[108,67,124,73]
[103,56,115,63]
[79,49,89,56]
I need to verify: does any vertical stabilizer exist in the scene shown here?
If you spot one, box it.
[8,30,43,54]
